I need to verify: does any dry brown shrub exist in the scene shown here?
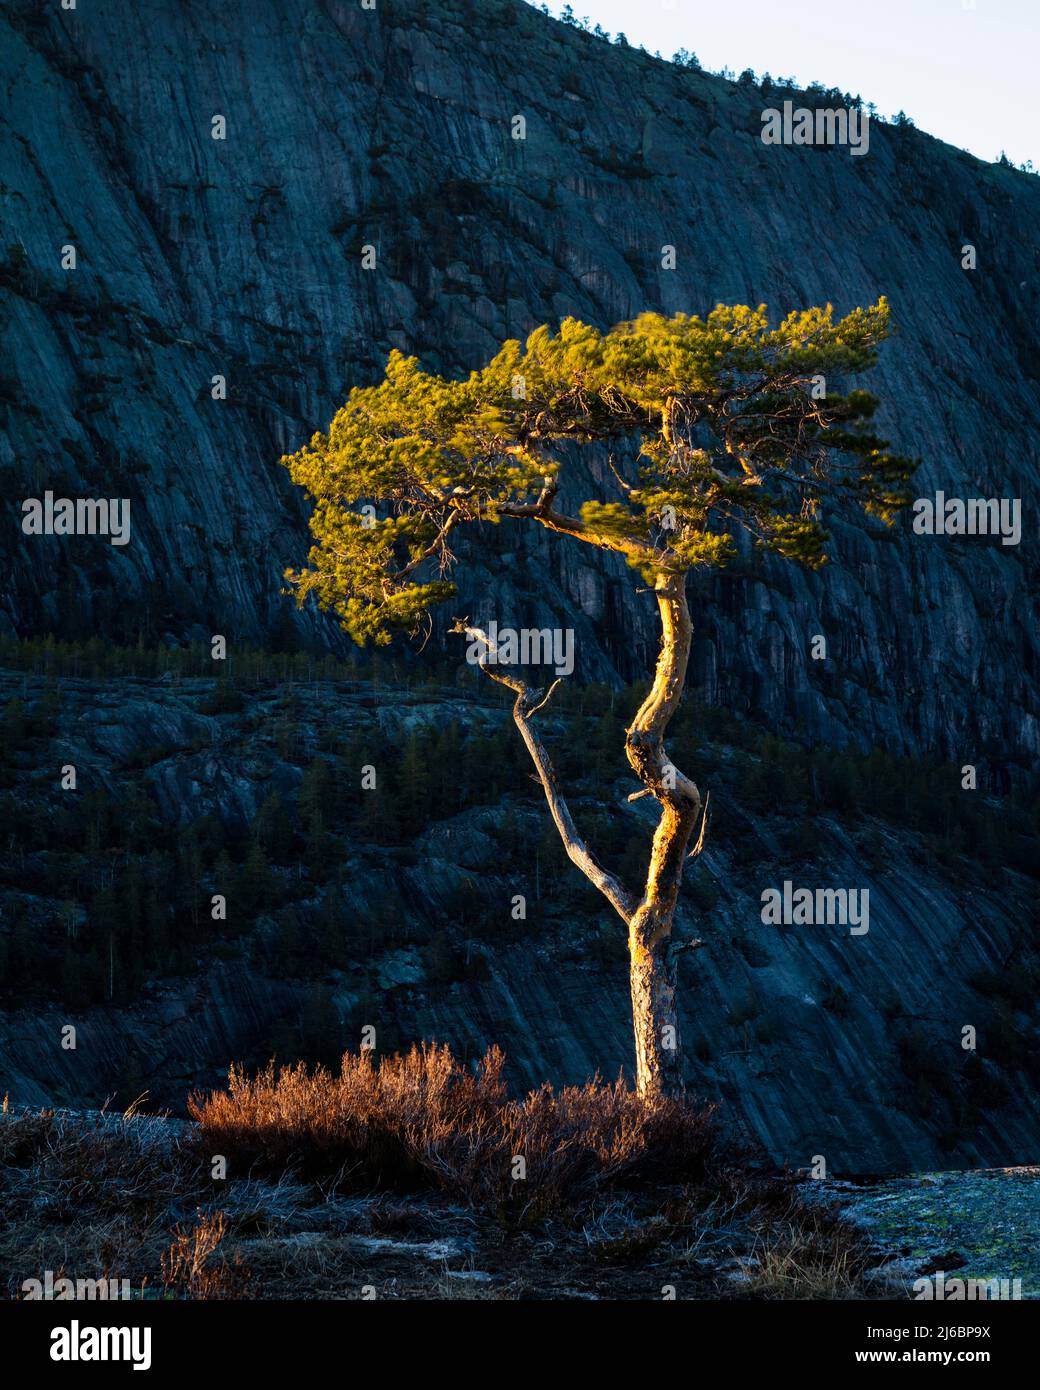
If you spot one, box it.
[188,1044,720,1223]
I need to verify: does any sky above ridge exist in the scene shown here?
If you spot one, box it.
[526,0,1038,169]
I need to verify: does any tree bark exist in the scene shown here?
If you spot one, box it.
[624,573,702,1098]
[628,898,683,1096]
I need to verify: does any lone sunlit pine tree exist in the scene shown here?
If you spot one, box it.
[282,300,914,1098]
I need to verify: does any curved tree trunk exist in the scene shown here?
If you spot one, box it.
[453,571,703,1101]
[624,574,702,1097]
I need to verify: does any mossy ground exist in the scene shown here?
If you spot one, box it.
[823,1168,1040,1296]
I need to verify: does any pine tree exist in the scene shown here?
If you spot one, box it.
[282,302,914,1096]
[397,730,432,833]
[254,792,295,863]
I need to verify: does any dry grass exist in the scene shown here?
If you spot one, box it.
[728,1180,877,1299]
[0,1108,212,1298]
[0,1049,883,1300]
[737,1231,865,1299]
[161,1212,250,1299]
[188,1044,721,1224]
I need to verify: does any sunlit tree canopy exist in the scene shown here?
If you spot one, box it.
[282,298,914,643]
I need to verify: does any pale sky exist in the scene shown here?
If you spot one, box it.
[527,0,1038,169]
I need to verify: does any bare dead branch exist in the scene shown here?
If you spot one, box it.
[672,937,705,955]
[686,789,711,860]
[450,620,636,923]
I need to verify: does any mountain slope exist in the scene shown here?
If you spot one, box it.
[1,0,1037,772]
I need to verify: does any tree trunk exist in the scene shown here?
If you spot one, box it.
[624,575,702,1098]
[628,901,682,1097]
[453,573,703,1101]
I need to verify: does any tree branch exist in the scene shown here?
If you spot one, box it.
[450,620,636,923]
[497,501,654,565]
[388,507,463,583]
[625,574,701,809]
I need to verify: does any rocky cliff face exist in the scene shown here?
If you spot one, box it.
[1,669,1036,1174]
[1,0,1037,773]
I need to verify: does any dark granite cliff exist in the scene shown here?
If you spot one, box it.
[0,0,1037,772]
[0,667,1036,1173]
[0,2,1037,1176]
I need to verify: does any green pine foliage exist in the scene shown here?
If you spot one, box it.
[282,302,915,641]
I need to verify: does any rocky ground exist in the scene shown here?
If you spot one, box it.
[828,1166,1040,1297]
[0,1106,923,1301]
[4,1106,1034,1301]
